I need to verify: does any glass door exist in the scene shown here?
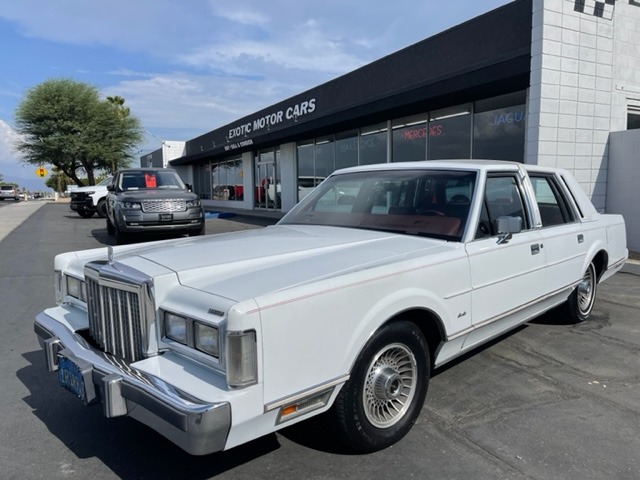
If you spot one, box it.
[255,149,281,210]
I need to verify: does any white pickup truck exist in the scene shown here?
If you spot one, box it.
[34,160,627,455]
[69,176,112,218]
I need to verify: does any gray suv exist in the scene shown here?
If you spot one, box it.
[105,168,205,244]
[0,185,20,201]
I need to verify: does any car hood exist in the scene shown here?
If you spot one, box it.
[116,224,459,302]
[73,185,107,193]
[117,190,198,202]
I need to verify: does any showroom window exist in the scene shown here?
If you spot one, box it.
[194,162,212,199]
[473,91,526,162]
[315,137,335,178]
[335,130,359,170]
[212,157,243,201]
[297,141,314,178]
[295,92,527,190]
[297,140,323,201]
[255,148,281,210]
[428,105,472,160]
[359,123,388,165]
[392,114,427,162]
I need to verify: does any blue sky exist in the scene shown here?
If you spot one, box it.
[0,0,511,189]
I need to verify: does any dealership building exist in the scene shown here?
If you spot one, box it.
[144,0,640,248]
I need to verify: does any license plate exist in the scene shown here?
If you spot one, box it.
[58,356,86,403]
[159,213,173,222]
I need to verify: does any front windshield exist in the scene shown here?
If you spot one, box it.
[280,169,476,242]
[118,170,186,191]
[97,176,113,186]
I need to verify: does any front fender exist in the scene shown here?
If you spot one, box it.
[341,287,458,372]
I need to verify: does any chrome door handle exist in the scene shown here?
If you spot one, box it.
[531,244,541,255]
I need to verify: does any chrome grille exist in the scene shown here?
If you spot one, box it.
[142,200,186,213]
[85,273,146,362]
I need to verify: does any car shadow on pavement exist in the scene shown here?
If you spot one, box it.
[277,412,357,455]
[17,350,281,478]
[528,303,611,329]
[91,227,115,245]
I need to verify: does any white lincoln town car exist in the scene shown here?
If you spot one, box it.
[34,160,628,455]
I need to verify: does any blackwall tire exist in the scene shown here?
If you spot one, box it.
[189,225,206,237]
[332,321,430,453]
[566,261,598,323]
[114,224,129,245]
[96,199,107,218]
[106,216,115,236]
[77,210,95,218]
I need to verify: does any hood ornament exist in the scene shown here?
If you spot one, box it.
[107,246,114,264]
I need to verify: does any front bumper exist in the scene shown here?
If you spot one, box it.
[34,310,231,455]
[70,199,94,212]
[117,209,204,233]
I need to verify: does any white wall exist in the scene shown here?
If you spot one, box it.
[528,0,622,210]
[612,0,640,124]
[162,141,186,167]
[607,129,640,251]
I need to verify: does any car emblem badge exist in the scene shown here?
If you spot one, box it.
[108,246,114,264]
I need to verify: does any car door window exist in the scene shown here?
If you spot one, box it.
[529,175,575,227]
[475,175,528,239]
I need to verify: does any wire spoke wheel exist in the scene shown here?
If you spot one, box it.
[363,343,417,428]
[577,263,596,315]
[565,261,598,323]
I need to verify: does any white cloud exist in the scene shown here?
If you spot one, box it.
[210,6,270,26]
[102,71,298,140]
[0,120,23,165]
[0,0,513,155]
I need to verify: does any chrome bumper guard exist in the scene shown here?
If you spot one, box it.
[34,311,231,455]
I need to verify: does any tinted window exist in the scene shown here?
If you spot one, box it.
[473,91,526,162]
[476,175,527,238]
[428,106,471,160]
[530,175,575,226]
[360,123,387,166]
[392,115,427,162]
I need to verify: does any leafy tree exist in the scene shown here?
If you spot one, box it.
[45,168,71,193]
[14,79,143,186]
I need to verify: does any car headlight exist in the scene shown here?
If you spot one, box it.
[163,311,220,359]
[66,276,86,302]
[165,312,189,344]
[186,199,201,208]
[123,202,142,210]
[194,322,219,356]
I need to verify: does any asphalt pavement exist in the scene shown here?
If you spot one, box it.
[1,201,640,480]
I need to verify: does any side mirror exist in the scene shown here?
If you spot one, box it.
[106,184,115,192]
[496,216,522,245]
[185,183,192,192]
[496,216,522,235]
